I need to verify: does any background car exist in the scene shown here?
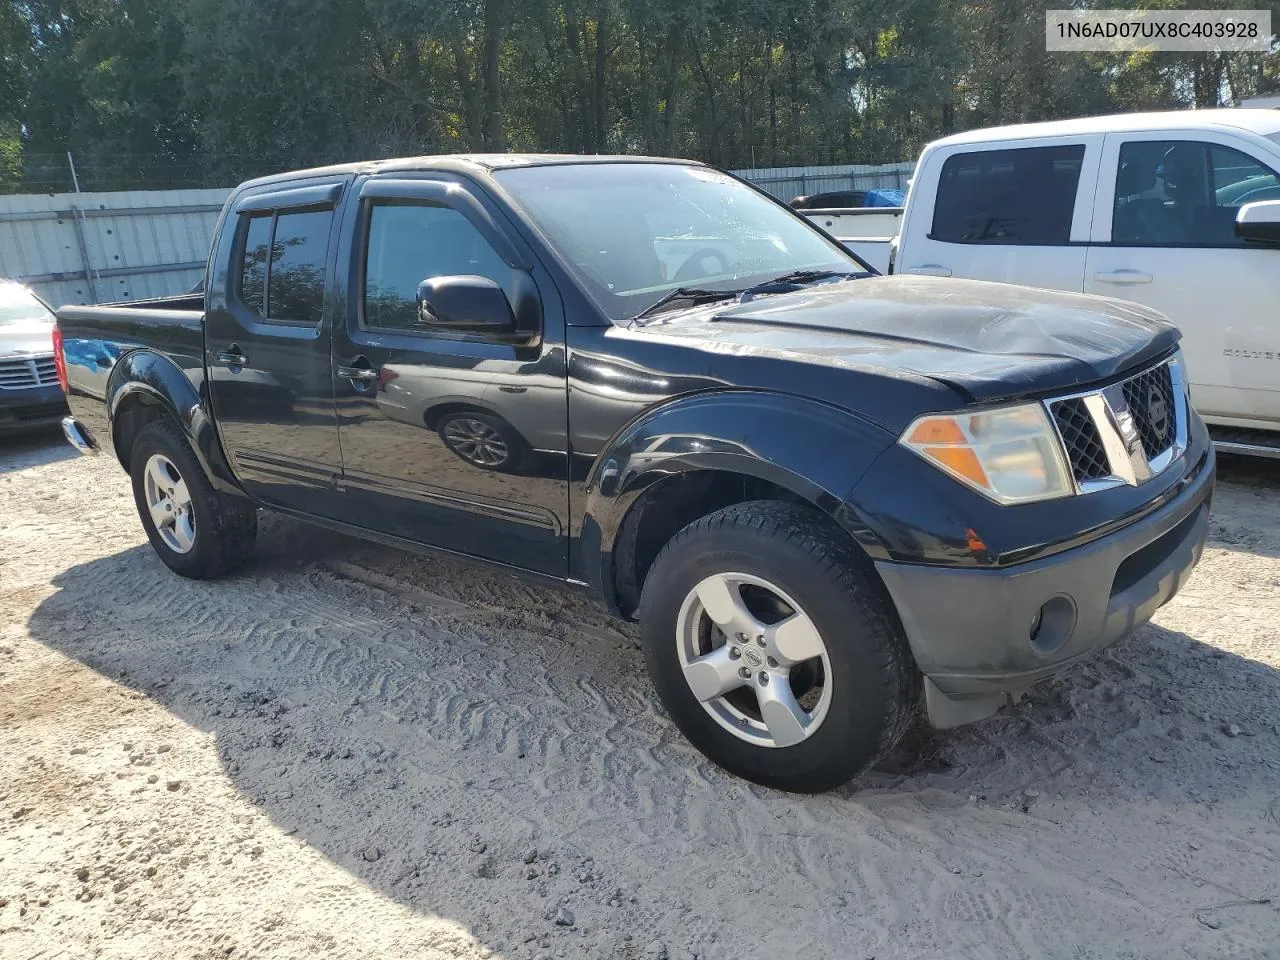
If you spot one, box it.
[0,281,67,434]
[789,187,905,210]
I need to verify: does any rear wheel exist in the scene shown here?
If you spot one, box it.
[638,500,916,792]
[129,419,256,579]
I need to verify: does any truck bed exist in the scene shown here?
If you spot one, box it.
[802,208,902,274]
[55,296,206,418]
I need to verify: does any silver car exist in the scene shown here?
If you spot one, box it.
[0,281,67,434]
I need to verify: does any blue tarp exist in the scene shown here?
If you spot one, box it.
[864,188,905,207]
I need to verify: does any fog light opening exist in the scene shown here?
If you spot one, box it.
[1029,595,1076,655]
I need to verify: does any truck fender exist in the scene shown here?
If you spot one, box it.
[106,349,243,497]
[577,390,896,611]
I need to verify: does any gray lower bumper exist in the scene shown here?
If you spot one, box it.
[875,450,1214,728]
[0,384,68,433]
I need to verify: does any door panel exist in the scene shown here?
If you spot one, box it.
[204,182,346,515]
[899,135,1103,291]
[1086,133,1280,426]
[332,176,570,577]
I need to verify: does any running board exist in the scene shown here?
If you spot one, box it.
[1209,426,1280,460]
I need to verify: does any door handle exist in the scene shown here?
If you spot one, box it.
[217,344,248,366]
[1093,270,1153,285]
[337,356,380,387]
[902,264,952,277]
[498,385,527,394]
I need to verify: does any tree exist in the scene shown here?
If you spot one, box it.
[3,0,1277,193]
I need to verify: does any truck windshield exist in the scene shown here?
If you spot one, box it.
[495,162,860,321]
[0,285,52,325]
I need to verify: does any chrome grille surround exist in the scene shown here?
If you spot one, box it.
[1044,353,1189,494]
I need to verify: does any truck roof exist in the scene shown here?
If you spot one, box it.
[237,153,701,191]
[930,109,1280,148]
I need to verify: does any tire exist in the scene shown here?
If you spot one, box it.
[129,419,257,579]
[638,500,917,793]
[436,410,528,472]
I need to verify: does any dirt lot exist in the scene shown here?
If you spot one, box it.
[1,430,1278,960]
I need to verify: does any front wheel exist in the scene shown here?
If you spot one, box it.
[638,501,916,792]
[129,419,257,579]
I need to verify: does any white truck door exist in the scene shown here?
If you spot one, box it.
[1085,131,1280,430]
[897,135,1102,290]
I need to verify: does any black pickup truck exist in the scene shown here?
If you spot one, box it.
[55,155,1214,792]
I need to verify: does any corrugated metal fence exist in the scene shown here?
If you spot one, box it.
[0,189,231,308]
[0,162,913,308]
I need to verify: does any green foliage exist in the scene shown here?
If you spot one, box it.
[4,0,1279,191]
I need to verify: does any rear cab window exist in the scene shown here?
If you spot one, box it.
[931,144,1087,244]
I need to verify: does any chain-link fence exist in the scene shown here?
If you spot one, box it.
[5,150,916,196]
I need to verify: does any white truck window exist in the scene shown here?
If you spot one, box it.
[931,145,1085,244]
[1113,141,1280,246]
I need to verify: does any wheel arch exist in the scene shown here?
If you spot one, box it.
[577,390,895,617]
[106,350,243,497]
[422,399,502,431]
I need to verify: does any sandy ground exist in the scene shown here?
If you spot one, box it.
[1,428,1278,960]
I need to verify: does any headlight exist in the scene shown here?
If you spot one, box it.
[900,403,1073,504]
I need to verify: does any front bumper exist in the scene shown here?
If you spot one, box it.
[875,446,1214,728]
[0,384,68,433]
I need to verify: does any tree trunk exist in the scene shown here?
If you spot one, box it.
[690,33,720,164]
[482,0,506,151]
[592,0,608,152]
[453,40,484,150]
[660,23,681,153]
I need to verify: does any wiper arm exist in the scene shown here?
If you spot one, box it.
[738,269,864,301]
[630,287,743,324]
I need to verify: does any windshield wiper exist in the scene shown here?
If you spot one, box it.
[630,287,743,324]
[737,269,864,301]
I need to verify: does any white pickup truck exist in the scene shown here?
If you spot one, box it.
[806,110,1280,454]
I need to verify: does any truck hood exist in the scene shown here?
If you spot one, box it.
[645,275,1180,405]
[0,317,56,357]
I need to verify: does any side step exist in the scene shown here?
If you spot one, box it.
[1209,425,1280,460]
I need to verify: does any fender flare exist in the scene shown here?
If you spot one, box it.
[576,389,896,609]
[106,349,243,496]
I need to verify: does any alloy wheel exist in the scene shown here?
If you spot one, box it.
[675,572,833,748]
[143,453,196,554]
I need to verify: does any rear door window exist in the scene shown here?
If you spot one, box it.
[268,210,333,323]
[235,206,335,324]
[932,144,1086,244]
[239,214,273,317]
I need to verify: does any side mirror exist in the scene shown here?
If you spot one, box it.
[416,275,517,334]
[1235,200,1280,245]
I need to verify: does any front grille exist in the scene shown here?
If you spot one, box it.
[1121,362,1176,460]
[1047,358,1183,492]
[0,355,57,389]
[1052,397,1111,484]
